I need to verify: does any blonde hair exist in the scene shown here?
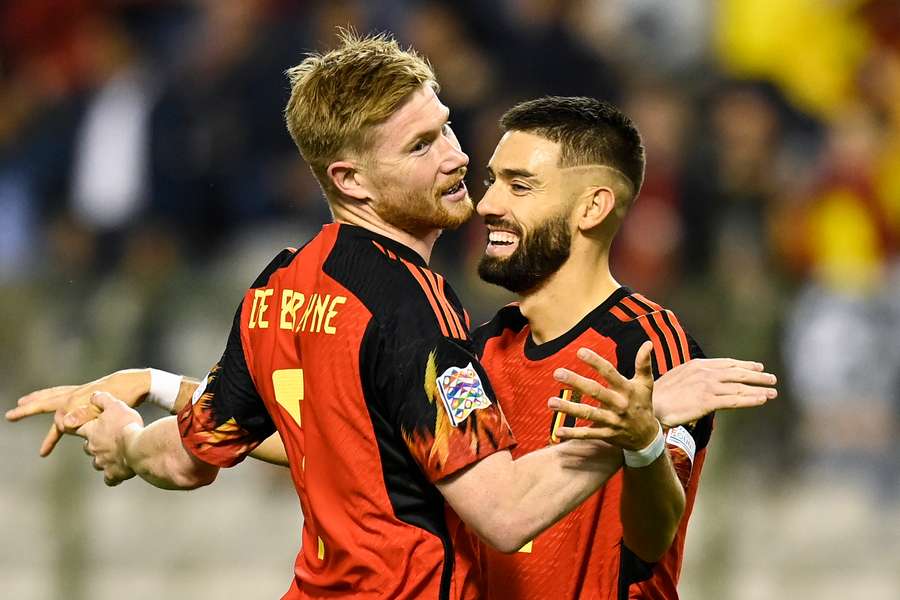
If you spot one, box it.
[284,30,437,199]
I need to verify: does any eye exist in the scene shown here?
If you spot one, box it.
[411,139,430,154]
[510,182,530,193]
[442,121,453,136]
[483,175,495,188]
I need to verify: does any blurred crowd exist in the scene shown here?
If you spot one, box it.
[2,0,900,596]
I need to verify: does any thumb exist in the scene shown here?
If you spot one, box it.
[634,341,654,386]
[90,391,115,411]
[63,404,101,431]
[74,419,95,440]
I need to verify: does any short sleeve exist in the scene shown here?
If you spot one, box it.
[178,302,276,467]
[363,322,516,483]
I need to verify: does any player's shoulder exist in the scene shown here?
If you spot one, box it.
[471,303,528,353]
[248,247,303,289]
[323,224,469,341]
[599,288,704,378]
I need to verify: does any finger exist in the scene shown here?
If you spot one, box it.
[713,368,777,386]
[553,368,608,399]
[6,388,73,420]
[16,386,76,406]
[575,348,629,390]
[692,358,764,372]
[713,382,778,400]
[712,393,771,410]
[63,405,102,431]
[39,424,63,457]
[74,420,95,440]
[555,425,619,441]
[90,391,115,411]
[633,341,654,387]
[548,397,620,427]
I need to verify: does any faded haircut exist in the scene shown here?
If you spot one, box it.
[284,30,437,199]
[499,96,646,203]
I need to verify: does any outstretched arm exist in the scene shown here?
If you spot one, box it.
[8,369,291,467]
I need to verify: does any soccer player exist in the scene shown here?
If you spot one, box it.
[6,32,653,600]
[471,96,718,599]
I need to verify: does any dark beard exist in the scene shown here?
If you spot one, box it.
[477,214,572,293]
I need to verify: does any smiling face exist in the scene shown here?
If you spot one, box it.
[364,84,473,236]
[476,130,578,293]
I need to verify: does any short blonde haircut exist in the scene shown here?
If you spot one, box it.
[284,30,437,199]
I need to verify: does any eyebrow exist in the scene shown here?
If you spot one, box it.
[405,108,451,147]
[487,166,540,181]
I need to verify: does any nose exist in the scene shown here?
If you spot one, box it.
[476,181,502,218]
[439,133,469,173]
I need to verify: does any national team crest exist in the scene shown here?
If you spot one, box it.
[436,362,492,427]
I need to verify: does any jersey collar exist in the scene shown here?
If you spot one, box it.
[334,223,429,268]
[523,286,632,361]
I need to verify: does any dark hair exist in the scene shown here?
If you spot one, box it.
[499,96,645,197]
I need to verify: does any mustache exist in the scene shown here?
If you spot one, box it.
[483,215,522,236]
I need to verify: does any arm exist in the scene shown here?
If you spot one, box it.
[551,349,777,561]
[434,344,657,554]
[9,369,291,467]
[77,392,219,490]
[437,439,622,553]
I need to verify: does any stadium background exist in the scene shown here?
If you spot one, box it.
[1,0,899,598]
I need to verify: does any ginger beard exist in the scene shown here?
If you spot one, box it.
[373,171,473,234]
[478,212,572,294]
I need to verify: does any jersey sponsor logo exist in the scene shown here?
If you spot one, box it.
[436,362,492,427]
[666,425,696,463]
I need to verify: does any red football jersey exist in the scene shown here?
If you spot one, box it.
[473,288,713,600]
[178,223,516,599]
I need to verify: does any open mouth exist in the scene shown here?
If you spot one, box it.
[441,179,467,200]
[486,228,520,256]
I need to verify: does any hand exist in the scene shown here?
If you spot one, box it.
[74,392,143,486]
[653,358,777,427]
[5,369,151,457]
[549,342,658,451]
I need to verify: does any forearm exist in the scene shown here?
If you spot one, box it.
[121,416,219,490]
[620,450,685,562]
[502,442,619,545]
[140,373,288,467]
[445,441,622,553]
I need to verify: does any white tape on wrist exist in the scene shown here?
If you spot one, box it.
[623,420,665,468]
[147,369,182,413]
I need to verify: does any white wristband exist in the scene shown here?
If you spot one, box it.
[623,420,665,468]
[147,369,182,413]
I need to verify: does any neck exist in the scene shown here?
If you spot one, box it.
[518,240,620,344]
[331,201,440,263]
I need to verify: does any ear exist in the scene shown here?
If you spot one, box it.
[327,160,373,202]
[576,186,616,232]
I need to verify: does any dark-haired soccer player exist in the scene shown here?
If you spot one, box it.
[472,96,717,599]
